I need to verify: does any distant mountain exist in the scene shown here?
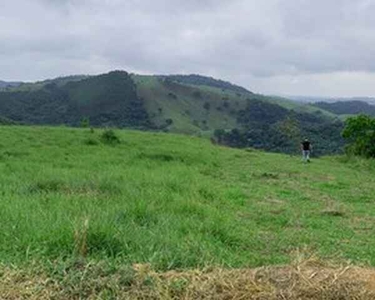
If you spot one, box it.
[0,80,22,89]
[289,95,375,106]
[312,100,375,117]
[0,70,345,155]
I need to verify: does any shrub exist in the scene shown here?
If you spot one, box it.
[80,117,90,128]
[342,114,375,158]
[192,91,202,98]
[168,92,177,99]
[101,129,120,145]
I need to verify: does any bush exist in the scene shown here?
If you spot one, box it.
[342,115,375,158]
[101,129,120,145]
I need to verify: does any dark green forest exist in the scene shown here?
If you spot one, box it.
[213,99,345,156]
[0,71,151,128]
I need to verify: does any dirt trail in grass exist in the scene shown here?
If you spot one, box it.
[2,260,375,299]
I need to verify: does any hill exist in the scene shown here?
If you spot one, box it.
[0,71,151,128]
[313,100,375,117]
[1,126,375,298]
[133,74,345,155]
[0,80,22,89]
[0,71,344,155]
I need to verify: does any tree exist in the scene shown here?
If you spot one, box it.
[165,118,173,126]
[213,129,225,143]
[277,117,301,153]
[342,115,375,158]
[203,102,210,110]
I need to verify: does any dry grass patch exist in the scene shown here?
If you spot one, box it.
[1,258,375,299]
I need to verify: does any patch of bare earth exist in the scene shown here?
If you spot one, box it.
[1,259,375,299]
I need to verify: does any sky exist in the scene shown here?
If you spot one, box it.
[1,0,375,97]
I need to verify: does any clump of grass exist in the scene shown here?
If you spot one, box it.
[28,179,65,193]
[138,152,177,162]
[74,218,90,257]
[321,201,347,217]
[258,172,279,179]
[83,137,99,146]
[321,209,346,217]
[101,129,120,145]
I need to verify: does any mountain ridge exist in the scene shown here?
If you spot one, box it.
[288,95,375,106]
[312,100,375,117]
[0,80,23,89]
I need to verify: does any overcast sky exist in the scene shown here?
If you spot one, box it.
[1,0,375,97]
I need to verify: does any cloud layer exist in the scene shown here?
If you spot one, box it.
[1,0,375,96]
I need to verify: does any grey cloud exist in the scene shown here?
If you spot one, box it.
[1,0,375,96]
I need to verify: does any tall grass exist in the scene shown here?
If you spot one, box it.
[0,126,375,271]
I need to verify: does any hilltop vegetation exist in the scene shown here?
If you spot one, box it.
[0,71,353,155]
[0,71,151,128]
[214,99,344,156]
[156,74,252,94]
[343,114,375,158]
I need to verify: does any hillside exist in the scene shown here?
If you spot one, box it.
[0,71,151,128]
[0,71,344,154]
[133,74,345,155]
[313,100,375,117]
[1,126,375,298]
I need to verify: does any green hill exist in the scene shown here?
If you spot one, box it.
[0,71,151,128]
[0,125,375,298]
[134,74,335,133]
[0,71,344,154]
[132,74,345,155]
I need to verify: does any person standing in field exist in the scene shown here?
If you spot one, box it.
[301,138,312,163]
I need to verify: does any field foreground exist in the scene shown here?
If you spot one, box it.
[1,126,375,298]
[2,258,375,299]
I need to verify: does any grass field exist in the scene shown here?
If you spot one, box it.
[1,125,375,298]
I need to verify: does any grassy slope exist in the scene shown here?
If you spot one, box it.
[133,75,247,134]
[1,126,375,272]
[133,75,337,135]
[266,95,337,117]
